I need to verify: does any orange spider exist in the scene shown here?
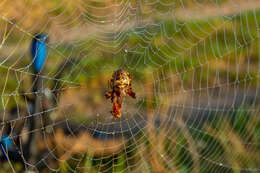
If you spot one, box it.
[105,69,136,119]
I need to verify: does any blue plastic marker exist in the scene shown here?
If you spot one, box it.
[0,135,12,160]
[31,34,48,72]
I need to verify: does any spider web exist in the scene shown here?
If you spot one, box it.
[0,0,260,172]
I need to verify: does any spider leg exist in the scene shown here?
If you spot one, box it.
[111,91,117,103]
[127,87,136,99]
[105,91,112,99]
[107,80,111,89]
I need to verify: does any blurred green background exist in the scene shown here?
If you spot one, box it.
[0,0,260,172]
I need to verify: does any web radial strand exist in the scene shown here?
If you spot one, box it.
[0,0,260,172]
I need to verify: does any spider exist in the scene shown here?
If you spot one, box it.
[105,69,136,119]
